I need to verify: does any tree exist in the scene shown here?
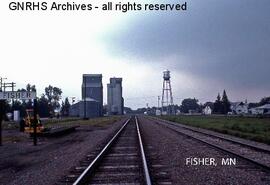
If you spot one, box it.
[45,85,62,116]
[61,97,70,116]
[133,108,147,114]
[124,107,133,114]
[213,90,231,114]
[221,90,231,114]
[180,98,199,113]
[213,93,222,114]
[37,94,50,117]
[258,97,270,106]
[26,83,36,92]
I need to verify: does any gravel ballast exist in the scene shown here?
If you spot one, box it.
[0,118,127,185]
[139,116,270,185]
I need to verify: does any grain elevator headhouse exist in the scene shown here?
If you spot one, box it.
[107,77,124,115]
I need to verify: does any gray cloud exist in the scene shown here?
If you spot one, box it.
[103,0,270,91]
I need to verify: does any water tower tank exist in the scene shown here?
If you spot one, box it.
[163,70,170,80]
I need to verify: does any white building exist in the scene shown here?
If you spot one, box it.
[203,106,212,115]
[107,78,124,115]
[230,102,248,115]
[156,109,161,116]
[250,104,270,115]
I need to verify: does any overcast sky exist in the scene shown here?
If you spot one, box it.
[0,0,269,109]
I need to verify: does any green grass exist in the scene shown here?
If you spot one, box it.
[2,121,19,129]
[2,116,125,129]
[1,116,124,143]
[159,115,270,144]
[43,116,125,128]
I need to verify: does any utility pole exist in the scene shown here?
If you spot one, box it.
[33,99,38,146]
[0,77,7,92]
[3,82,16,109]
[0,77,6,146]
[3,82,16,92]
[158,96,160,110]
[84,75,87,119]
[0,100,3,146]
[11,82,15,106]
[0,78,16,146]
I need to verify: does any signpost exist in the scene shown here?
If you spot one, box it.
[0,100,3,146]
[0,90,37,146]
[33,99,38,146]
[0,91,36,100]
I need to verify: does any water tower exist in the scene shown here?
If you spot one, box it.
[161,70,175,115]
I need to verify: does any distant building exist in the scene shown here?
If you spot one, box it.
[203,106,212,115]
[249,104,270,115]
[249,107,263,115]
[81,74,103,118]
[70,74,103,118]
[107,78,124,115]
[69,101,80,117]
[176,109,181,115]
[156,109,161,116]
[230,102,248,115]
[82,74,103,104]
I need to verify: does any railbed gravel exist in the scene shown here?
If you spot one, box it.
[152,116,270,152]
[0,118,127,185]
[139,116,270,185]
[151,117,270,168]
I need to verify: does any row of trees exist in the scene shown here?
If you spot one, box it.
[4,84,71,118]
[213,90,231,114]
[179,90,231,114]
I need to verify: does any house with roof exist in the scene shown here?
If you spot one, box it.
[249,104,270,115]
[203,106,212,115]
[230,102,248,115]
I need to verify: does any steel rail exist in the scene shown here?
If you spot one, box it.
[135,116,152,185]
[150,117,270,172]
[73,118,131,185]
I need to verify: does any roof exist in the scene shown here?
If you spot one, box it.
[80,98,99,102]
[231,102,247,108]
[256,104,270,109]
[83,74,102,77]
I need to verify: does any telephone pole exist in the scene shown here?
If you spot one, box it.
[0,80,16,146]
[3,82,16,106]
[157,96,160,110]
[0,77,7,146]
[0,77,7,92]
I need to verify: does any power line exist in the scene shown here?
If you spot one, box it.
[125,96,157,100]
[125,96,210,102]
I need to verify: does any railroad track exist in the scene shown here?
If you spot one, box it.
[148,116,270,173]
[151,116,270,153]
[61,116,152,185]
